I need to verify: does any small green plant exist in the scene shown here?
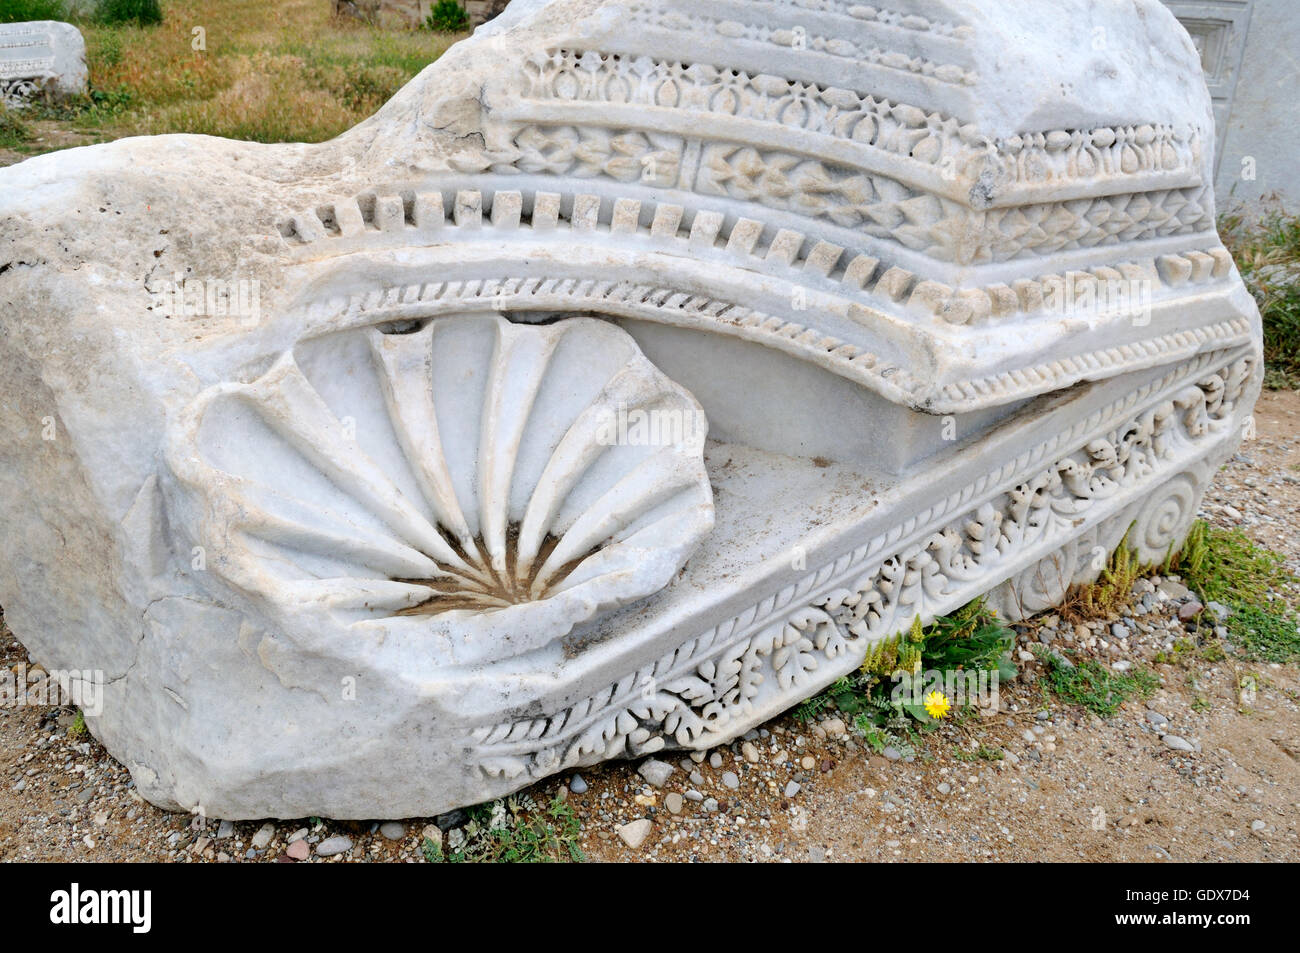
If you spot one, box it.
[432,795,584,863]
[95,0,163,26]
[794,599,1014,749]
[1063,526,1142,621]
[0,105,29,149]
[0,0,68,23]
[1036,649,1159,717]
[420,836,444,863]
[66,709,88,739]
[425,0,468,32]
[953,744,1004,762]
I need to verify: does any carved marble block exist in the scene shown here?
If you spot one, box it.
[0,21,88,108]
[0,0,1262,819]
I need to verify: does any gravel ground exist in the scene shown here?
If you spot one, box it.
[2,390,1298,863]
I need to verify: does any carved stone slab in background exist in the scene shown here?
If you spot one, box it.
[0,0,1263,819]
[0,20,87,108]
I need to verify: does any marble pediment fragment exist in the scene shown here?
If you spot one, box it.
[0,0,1261,817]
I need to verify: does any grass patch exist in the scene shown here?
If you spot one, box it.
[20,0,466,145]
[95,0,163,25]
[1163,519,1300,663]
[1036,650,1160,717]
[1222,207,1300,388]
[422,795,585,863]
[0,0,68,22]
[0,106,29,149]
[1223,603,1300,664]
[794,599,1015,753]
[1165,519,1294,605]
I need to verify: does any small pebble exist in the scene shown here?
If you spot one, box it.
[316,835,353,857]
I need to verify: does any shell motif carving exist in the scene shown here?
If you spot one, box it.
[167,314,715,666]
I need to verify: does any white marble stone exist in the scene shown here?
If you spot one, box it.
[0,20,87,107]
[0,0,1262,819]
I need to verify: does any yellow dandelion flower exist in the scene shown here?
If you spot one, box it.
[923,690,951,719]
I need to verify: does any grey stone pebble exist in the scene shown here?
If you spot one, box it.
[568,774,588,794]
[251,823,275,850]
[684,789,704,802]
[315,835,353,857]
[638,758,675,788]
[379,821,406,841]
[703,797,719,812]
[665,792,683,814]
[1206,602,1230,621]
[1162,734,1195,753]
[721,771,740,790]
[709,752,723,769]
[1145,710,1168,727]
[784,781,801,797]
[689,770,705,786]
[882,746,902,761]
[937,782,952,796]
[1178,601,1204,621]
[1110,622,1129,639]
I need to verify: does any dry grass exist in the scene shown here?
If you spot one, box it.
[51,0,464,143]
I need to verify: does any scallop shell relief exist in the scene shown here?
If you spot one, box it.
[167,315,716,668]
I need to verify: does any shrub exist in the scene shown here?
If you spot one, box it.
[95,0,162,26]
[425,0,467,33]
[0,0,68,23]
[1222,207,1300,388]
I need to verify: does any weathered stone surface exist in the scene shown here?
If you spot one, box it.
[0,0,1262,820]
[0,21,87,107]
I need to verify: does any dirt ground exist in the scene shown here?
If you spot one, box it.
[0,120,104,170]
[1,390,1298,863]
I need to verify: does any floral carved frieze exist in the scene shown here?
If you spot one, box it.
[469,349,1258,782]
